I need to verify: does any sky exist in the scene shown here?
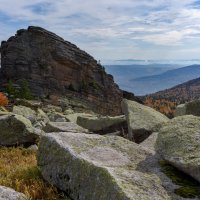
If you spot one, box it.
[1,0,200,62]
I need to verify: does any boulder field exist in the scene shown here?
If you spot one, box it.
[1,97,200,199]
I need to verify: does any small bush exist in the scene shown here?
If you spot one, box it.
[0,92,8,106]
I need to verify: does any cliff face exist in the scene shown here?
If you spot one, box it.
[0,26,123,116]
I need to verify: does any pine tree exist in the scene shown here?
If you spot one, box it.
[21,80,32,100]
[6,80,20,98]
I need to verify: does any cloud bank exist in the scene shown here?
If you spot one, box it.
[0,0,200,60]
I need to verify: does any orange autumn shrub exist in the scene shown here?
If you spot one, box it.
[0,92,9,106]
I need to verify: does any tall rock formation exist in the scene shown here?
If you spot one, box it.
[0,26,122,115]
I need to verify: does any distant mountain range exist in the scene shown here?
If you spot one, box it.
[147,76,200,103]
[105,64,182,93]
[105,64,200,96]
[130,65,200,95]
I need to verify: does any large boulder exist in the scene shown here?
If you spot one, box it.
[13,105,37,123]
[0,186,27,200]
[122,99,169,143]
[0,114,42,146]
[42,122,88,133]
[156,115,200,182]
[37,132,170,200]
[77,115,127,135]
[175,100,200,117]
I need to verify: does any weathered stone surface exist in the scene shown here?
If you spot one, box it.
[42,122,88,133]
[0,114,41,146]
[42,104,63,113]
[156,115,200,182]
[77,115,127,135]
[16,99,42,109]
[47,112,68,122]
[36,108,49,124]
[37,132,170,200]
[122,99,169,143]
[65,113,93,123]
[13,105,49,128]
[0,26,123,116]
[0,186,27,200]
[175,100,200,117]
[140,132,158,153]
[13,105,37,123]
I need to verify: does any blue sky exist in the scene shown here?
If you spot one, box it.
[1,0,200,61]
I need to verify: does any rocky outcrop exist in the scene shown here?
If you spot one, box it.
[77,115,127,135]
[122,99,169,143]
[0,186,27,200]
[37,132,170,200]
[175,100,200,117]
[0,114,42,146]
[156,115,200,182]
[42,122,88,133]
[0,26,123,116]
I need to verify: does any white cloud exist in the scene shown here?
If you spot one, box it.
[0,0,200,59]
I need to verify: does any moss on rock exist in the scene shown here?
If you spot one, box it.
[160,160,200,199]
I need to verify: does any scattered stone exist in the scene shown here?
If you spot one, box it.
[63,108,74,115]
[0,186,27,200]
[38,132,170,200]
[175,100,200,117]
[0,114,41,146]
[28,144,38,151]
[43,105,63,113]
[42,122,88,133]
[47,112,68,122]
[122,99,169,143]
[156,115,200,182]
[36,109,49,124]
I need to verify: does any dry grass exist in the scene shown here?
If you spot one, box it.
[0,147,69,200]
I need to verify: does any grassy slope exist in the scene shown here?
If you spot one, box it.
[0,147,69,200]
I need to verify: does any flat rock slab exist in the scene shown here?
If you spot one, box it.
[42,122,88,133]
[122,99,169,143]
[77,115,126,131]
[156,115,200,182]
[38,132,170,200]
[0,186,27,200]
